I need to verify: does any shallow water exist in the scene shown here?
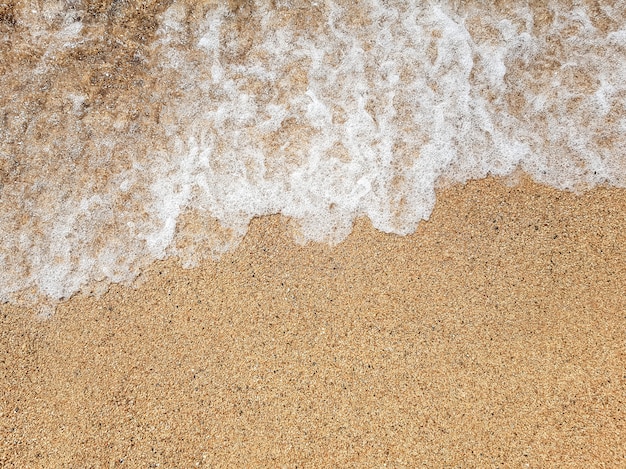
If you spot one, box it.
[1,0,625,310]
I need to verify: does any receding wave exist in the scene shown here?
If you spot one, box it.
[1,1,625,311]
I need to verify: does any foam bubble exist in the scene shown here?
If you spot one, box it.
[1,1,624,312]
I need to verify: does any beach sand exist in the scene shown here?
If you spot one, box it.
[1,177,625,467]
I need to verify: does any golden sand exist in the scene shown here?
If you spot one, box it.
[1,177,624,467]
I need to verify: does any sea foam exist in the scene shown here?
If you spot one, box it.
[1,1,625,312]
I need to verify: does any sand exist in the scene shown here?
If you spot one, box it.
[1,177,625,467]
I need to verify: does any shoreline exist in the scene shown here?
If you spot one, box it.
[2,176,625,466]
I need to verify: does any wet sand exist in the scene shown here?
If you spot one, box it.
[1,177,625,467]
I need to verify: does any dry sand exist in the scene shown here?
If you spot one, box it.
[1,177,625,467]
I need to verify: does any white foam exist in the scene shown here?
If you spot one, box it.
[1,1,625,312]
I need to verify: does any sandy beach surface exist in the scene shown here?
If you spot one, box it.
[1,177,625,467]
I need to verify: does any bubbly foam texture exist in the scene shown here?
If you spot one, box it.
[1,1,625,311]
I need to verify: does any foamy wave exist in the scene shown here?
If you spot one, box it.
[1,1,625,311]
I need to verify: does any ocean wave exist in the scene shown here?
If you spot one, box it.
[1,0,625,312]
